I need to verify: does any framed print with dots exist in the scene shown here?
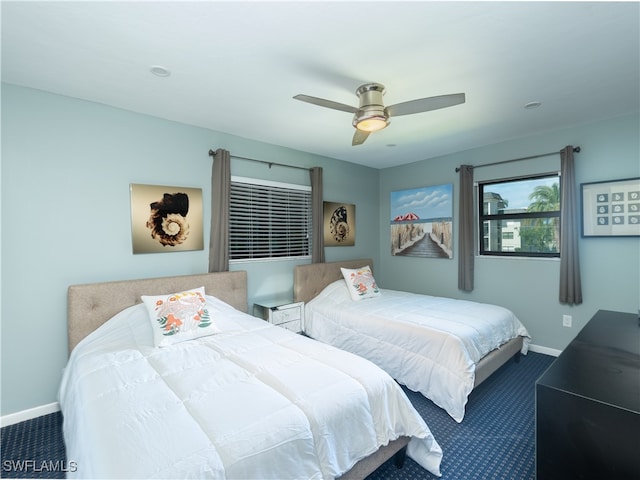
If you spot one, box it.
[581,177,640,237]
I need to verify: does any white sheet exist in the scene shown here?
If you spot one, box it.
[59,294,442,479]
[304,280,531,423]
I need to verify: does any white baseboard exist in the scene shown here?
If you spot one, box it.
[0,402,60,427]
[529,343,561,357]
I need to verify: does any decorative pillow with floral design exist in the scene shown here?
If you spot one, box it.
[340,266,381,301]
[141,287,220,347]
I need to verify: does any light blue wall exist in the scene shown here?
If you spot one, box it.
[378,113,640,351]
[0,84,379,416]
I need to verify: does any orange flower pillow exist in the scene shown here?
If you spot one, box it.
[340,266,381,301]
[141,287,220,347]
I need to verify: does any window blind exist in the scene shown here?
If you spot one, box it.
[229,177,312,261]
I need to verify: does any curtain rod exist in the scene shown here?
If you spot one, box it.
[454,146,580,173]
[208,149,311,172]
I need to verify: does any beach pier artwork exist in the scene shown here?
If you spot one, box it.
[390,184,453,259]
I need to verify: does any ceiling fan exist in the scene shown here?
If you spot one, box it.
[293,83,465,146]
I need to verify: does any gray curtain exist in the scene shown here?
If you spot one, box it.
[209,148,230,272]
[310,167,325,263]
[458,165,475,292]
[559,146,582,304]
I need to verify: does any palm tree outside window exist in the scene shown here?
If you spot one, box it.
[479,174,561,257]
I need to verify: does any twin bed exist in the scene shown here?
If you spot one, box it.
[294,259,530,423]
[60,271,442,479]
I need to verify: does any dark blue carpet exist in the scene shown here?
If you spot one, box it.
[0,352,554,479]
[368,351,554,479]
[1,411,66,478]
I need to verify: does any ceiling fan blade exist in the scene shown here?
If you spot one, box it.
[386,93,466,117]
[293,94,358,114]
[352,129,370,146]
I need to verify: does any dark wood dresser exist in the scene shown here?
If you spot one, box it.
[535,310,640,479]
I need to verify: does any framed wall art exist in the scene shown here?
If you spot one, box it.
[581,177,640,237]
[323,201,355,246]
[130,183,204,253]
[390,183,453,258]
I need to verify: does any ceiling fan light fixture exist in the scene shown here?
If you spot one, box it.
[355,115,389,132]
[353,83,389,132]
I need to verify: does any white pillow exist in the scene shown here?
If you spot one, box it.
[340,265,381,301]
[141,287,220,347]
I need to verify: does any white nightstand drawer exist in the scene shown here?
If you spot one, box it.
[279,319,302,333]
[271,304,302,325]
[253,300,304,334]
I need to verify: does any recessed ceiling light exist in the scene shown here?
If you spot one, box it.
[524,101,542,110]
[386,144,397,148]
[150,65,171,77]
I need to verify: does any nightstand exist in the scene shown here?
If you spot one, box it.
[253,298,304,333]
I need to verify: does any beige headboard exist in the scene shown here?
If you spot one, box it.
[67,271,247,354]
[293,259,373,304]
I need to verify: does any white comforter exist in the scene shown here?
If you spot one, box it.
[59,295,442,479]
[304,280,531,423]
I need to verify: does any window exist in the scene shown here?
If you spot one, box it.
[479,173,560,257]
[229,176,312,261]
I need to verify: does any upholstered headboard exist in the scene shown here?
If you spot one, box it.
[293,259,373,304]
[67,271,247,354]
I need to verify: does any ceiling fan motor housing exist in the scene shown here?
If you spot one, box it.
[353,83,390,131]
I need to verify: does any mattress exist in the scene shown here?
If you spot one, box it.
[59,294,442,479]
[304,280,531,422]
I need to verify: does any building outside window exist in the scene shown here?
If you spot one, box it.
[479,173,561,258]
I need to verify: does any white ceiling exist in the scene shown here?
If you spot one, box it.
[2,1,639,169]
